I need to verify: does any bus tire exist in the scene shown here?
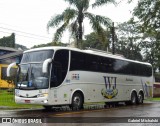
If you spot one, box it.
[70,92,83,110]
[137,92,143,104]
[131,92,137,105]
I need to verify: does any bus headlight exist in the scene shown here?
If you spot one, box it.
[15,89,20,97]
[15,92,20,97]
[37,93,48,97]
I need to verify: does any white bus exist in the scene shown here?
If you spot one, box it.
[7,46,153,110]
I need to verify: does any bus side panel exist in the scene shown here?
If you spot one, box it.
[48,71,153,105]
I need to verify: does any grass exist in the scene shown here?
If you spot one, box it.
[0,89,42,109]
[146,97,160,101]
[153,97,160,100]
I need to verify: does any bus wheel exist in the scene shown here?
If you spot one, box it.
[131,92,137,105]
[137,92,143,104]
[70,92,83,110]
[43,105,53,110]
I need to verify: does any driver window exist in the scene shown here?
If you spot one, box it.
[50,50,69,87]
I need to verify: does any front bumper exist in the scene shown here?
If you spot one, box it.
[15,96,49,105]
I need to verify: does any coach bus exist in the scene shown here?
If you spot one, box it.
[7,47,153,110]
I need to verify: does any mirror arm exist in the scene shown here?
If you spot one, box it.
[7,62,17,77]
[42,58,52,73]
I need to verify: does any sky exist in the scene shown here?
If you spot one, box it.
[0,0,138,48]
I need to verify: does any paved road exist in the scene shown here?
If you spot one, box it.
[0,102,160,126]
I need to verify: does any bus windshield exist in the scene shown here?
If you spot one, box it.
[16,50,53,89]
[17,63,50,89]
[21,50,53,63]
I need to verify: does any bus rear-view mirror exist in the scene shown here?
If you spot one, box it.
[42,58,52,73]
[7,62,17,77]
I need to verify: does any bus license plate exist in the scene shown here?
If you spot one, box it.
[25,100,30,103]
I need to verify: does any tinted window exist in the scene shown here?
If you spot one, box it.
[70,51,152,77]
[50,50,69,87]
[70,51,86,71]
[86,54,98,71]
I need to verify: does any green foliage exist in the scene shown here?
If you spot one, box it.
[15,44,28,50]
[47,0,115,48]
[0,33,15,48]
[92,0,117,8]
[82,31,110,50]
[154,73,160,82]
[133,0,160,72]
[133,0,160,32]
[31,42,68,49]
[0,33,27,50]
[116,19,142,61]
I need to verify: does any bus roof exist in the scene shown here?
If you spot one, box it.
[24,46,151,66]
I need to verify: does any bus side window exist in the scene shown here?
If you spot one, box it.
[70,51,85,71]
[105,58,114,73]
[50,62,62,87]
[50,50,69,87]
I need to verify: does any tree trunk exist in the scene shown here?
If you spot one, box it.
[78,10,83,48]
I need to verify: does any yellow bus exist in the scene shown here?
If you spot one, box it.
[0,64,17,88]
[0,51,22,88]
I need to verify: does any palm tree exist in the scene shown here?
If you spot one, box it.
[47,0,116,48]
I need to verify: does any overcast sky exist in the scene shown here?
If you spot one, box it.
[0,0,138,48]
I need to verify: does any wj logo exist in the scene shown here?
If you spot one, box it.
[101,76,118,99]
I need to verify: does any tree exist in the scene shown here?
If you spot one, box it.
[133,0,160,72]
[15,44,28,50]
[133,0,160,32]
[140,30,160,72]
[31,42,68,49]
[0,33,15,48]
[82,30,111,50]
[116,19,142,61]
[47,0,116,48]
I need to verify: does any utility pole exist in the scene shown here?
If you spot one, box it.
[112,22,115,54]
